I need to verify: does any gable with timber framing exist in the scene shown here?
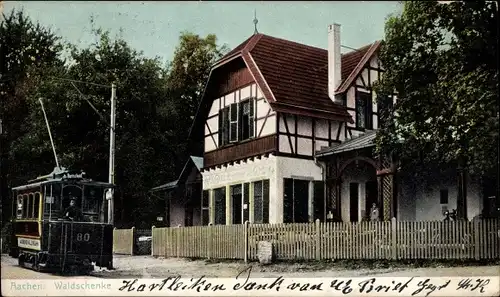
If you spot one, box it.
[344,54,398,139]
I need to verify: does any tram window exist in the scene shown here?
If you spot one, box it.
[29,193,35,218]
[22,195,29,218]
[34,193,41,219]
[16,195,23,219]
[62,184,82,209]
[83,186,101,214]
[44,184,62,219]
[50,184,62,211]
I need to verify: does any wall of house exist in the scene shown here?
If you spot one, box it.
[275,156,324,223]
[202,154,278,223]
[339,161,377,222]
[204,82,276,152]
[202,154,324,224]
[344,55,397,139]
[167,167,203,227]
[397,170,483,221]
[169,196,186,227]
[278,115,345,157]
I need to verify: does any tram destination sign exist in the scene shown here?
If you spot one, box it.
[17,237,41,250]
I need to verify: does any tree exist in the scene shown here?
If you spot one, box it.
[166,32,228,162]
[12,27,179,227]
[374,1,498,179]
[0,9,64,223]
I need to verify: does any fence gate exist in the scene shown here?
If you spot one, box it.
[113,227,134,255]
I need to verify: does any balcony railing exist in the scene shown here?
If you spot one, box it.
[204,135,276,168]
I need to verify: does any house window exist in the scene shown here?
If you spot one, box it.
[355,91,373,130]
[214,187,226,225]
[440,189,448,204]
[229,103,239,142]
[201,190,210,225]
[239,99,255,140]
[283,178,310,223]
[253,180,270,224]
[218,98,255,146]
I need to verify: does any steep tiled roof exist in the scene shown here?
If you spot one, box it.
[188,33,381,139]
[215,33,381,122]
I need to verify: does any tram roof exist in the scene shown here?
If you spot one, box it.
[12,167,114,191]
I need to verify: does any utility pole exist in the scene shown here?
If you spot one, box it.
[107,83,116,225]
[0,118,4,226]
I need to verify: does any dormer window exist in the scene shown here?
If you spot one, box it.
[355,91,373,130]
[219,98,255,146]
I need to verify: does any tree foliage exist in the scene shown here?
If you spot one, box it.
[1,9,64,221]
[166,32,227,160]
[1,10,227,227]
[374,1,498,177]
[1,9,64,178]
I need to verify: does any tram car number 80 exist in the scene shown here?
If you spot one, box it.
[9,167,115,273]
[76,233,91,241]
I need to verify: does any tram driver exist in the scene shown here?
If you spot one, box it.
[63,198,84,221]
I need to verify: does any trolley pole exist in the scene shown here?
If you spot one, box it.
[107,83,116,225]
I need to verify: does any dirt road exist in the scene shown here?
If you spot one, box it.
[2,254,499,280]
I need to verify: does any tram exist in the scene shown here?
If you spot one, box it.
[9,166,114,273]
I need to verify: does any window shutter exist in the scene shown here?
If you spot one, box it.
[243,183,250,222]
[218,109,223,146]
[214,187,226,225]
[283,178,294,223]
[223,107,229,145]
[366,93,373,130]
[249,99,255,138]
[238,102,244,141]
[263,179,270,224]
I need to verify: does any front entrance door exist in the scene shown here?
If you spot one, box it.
[350,183,359,222]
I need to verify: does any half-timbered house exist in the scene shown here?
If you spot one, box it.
[159,23,493,226]
[313,25,492,223]
[187,24,374,225]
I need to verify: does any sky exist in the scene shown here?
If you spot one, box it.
[3,1,402,64]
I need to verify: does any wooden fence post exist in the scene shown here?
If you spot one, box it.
[176,225,181,257]
[207,223,213,260]
[315,219,321,260]
[391,217,397,260]
[130,227,135,256]
[244,221,249,263]
[474,219,480,260]
[151,226,155,256]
